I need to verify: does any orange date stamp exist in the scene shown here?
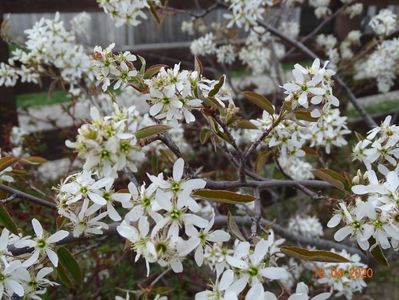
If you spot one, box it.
[312,267,374,279]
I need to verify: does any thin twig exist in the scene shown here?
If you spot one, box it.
[0,183,57,209]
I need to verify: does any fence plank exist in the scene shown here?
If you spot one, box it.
[0,14,18,150]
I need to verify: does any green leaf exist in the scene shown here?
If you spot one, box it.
[22,156,48,165]
[57,263,73,289]
[295,110,318,122]
[138,55,146,75]
[200,128,212,144]
[135,125,171,139]
[242,91,274,115]
[235,119,258,130]
[149,2,161,24]
[0,205,18,234]
[57,247,83,287]
[208,76,225,98]
[151,286,174,295]
[144,64,167,79]
[312,168,346,191]
[281,246,350,263]
[255,150,271,175]
[0,156,18,172]
[227,210,246,241]
[370,238,389,266]
[203,97,224,110]
[194,56,203,75]
[193,189,255,204]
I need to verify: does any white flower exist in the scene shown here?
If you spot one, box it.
[15,219,68,267]
[195,269,245,300]
[0,259,26,298]
[181,213,230,266]
[20,267,58,299]
[226,239,289,286]
[117,218,157,276]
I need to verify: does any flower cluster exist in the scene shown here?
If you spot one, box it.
[56,171,130,236]
[116,158,229,274]
[0,13,91,95]
[329,174,399,250]
[302,108,350,154]
[66,105,144,178]
[355,38,399,93]
[196,231,288,299]
[224,0,272,30]
[92,43,139,91]
[352,115,399,171]
[0,219,68,299]
[309,0,331,19]
[288,215,324,238]
[369,9,397,37]
[145,63,233,125]
[282,59,339,117]
[190,33,216,57]
[326,116,399,250]
[238,27,274,75]
[97,0,155,27]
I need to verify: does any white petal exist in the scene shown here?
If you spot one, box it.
[260,267,289,280]
[46,248,59,267]
[334,226,353,241]
[173,158,185,181]
[47,230,69,244]
[32,218,43,237]
[327,214,341,228]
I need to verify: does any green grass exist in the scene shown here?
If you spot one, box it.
[16,90,70,108]
[347,99,399,118]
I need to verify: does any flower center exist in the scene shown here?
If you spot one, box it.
[37,239,46,249]
[170,209,181,220]
[248,266,258,277]
[171,181,181,193]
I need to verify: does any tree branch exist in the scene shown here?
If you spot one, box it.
[0,183,57,209]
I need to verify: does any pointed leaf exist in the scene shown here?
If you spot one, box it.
[235,119,258,130]
[312,168,346,191]
[22,156,48,165]
[144,64,167,79]
[57,247,83,287]
[281,246,350,263]
[295,110,318,122]
[369,237,389,266]
[242,91,274,115]
[200,128,212,144]
[208,76,225,98]
[255,150,271,175]
[0,156,18,172]
[194,56,203,75]
[0,205,18,234]
[227,210,246,241]
[193,189,255,204]
[135,125,171,139]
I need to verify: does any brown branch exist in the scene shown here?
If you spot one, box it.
[0,183,57,209]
